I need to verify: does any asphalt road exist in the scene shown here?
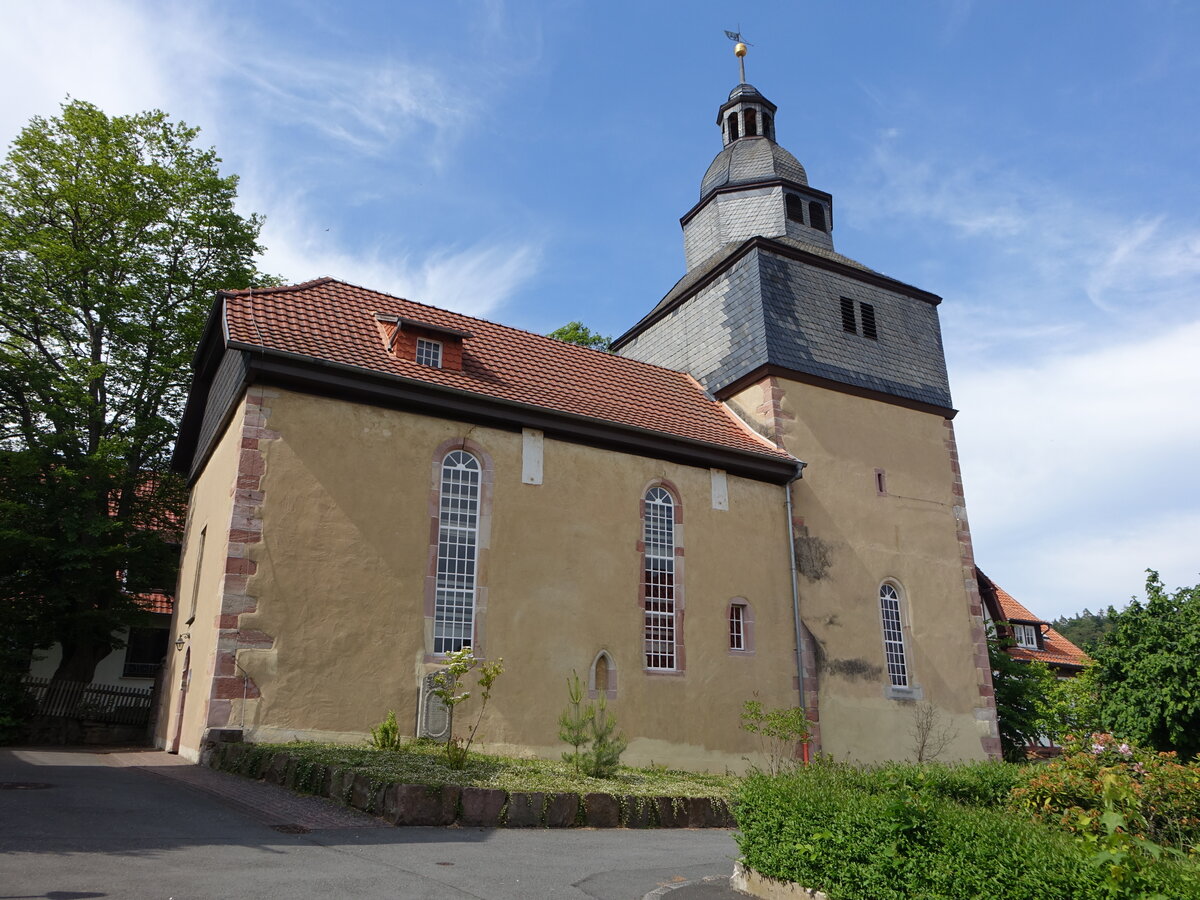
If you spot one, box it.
[0,748,743,900]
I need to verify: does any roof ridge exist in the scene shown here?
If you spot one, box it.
[220,276,336,297]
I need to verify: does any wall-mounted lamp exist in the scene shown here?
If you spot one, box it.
[174,632,191,652]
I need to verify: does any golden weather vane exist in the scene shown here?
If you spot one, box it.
[724,28,752,83]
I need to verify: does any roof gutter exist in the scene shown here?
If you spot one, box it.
[785,462,812,756]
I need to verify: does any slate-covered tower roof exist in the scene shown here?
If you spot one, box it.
[613,78,956,415]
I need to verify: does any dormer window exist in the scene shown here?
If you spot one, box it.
[1014,623,1040,650]
[416,338,443,368]
[375,313,472,372]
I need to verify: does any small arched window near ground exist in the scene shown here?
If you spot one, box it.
[728,599,754,653]
[808,201,827,231]
[786,193,805,224]
[589,650,617,699]
[878,582,909,687]
[642,486,678,670]
[433,450,481,654]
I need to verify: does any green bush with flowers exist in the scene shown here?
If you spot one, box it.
[1009,732,1200,852]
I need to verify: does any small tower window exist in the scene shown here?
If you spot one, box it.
[786,194,805,224]
[744,108,758,136]
[762,112,774,140]
[861,303,878,341]
[416,338,443,368]
[726,112,739,142]
[809,201,827,231]
[840,297,857,334]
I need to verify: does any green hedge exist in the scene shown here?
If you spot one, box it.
[734,767,1199,900]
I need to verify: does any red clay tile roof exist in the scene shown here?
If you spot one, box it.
[219,278,794,465]
[132,591,174,615]
[986,576,1089,669]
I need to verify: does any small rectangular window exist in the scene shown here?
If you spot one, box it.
[729,605,745,651]
[123,627,169,678]
[861,303,878,340]
[416,338,443,368]
[840,297,857,334]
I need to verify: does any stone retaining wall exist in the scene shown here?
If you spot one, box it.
[206,741,735,829]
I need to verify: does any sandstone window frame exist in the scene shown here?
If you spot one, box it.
[426,440,493,660]
[639,481,685,674]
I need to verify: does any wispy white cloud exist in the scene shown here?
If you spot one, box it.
[846,130,1200,360]
[0,0,541,314]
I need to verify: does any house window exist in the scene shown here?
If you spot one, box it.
[643,486,677,670]
[809,201,827,231]
[729,604,745,650]
[123,627,169,678]
[416,338,443,368]
[186,525,206,625]
[786,193,805,224]
[879,583,909,687]
[434,450,480,654]
[1014,623,1040,650]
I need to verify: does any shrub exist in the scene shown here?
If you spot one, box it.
[735,767,1197,899]
[740,699,810,774]
[429,647,504,769]
[1008,732,1200,851]
[369,710,402,750]
[557,670,627,778]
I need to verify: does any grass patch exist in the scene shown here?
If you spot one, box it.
[242,739,738,799]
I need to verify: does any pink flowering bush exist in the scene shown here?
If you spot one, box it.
[1008,732,1200,850]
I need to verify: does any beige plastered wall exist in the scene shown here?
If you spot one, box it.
[726,376,993,763]
[208,387,802,773]
[157,405,242,761]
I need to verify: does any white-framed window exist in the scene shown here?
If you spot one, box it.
[643,486,676,670]
[729,603,745,650]
[1014,623,1039,650]
[416,338,443,368]
[433,450,480,654]
[879,582,909,687]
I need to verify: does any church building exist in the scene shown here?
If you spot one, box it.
[158,59,1000,768]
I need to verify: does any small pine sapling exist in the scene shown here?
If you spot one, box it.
[583,695,627,778]
[558,670,593,773]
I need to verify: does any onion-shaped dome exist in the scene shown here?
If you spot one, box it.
[700,139,808,198]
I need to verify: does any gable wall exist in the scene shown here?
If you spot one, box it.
[218,388,803,772]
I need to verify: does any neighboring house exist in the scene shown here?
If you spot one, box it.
[27,591,174,686]
[977,569,1089,675]
[159,73,1001,768]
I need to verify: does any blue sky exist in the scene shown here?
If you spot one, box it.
[3,0,1197,620]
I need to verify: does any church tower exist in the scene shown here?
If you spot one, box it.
[613,49,1000,761]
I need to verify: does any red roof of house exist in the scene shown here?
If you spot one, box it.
[132,591,174,615]
[219,278,794,465]
[985,576,1089,669]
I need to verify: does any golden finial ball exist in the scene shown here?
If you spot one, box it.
[734,42,748,57]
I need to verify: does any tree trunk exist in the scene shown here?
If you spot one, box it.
[50,638,114,686]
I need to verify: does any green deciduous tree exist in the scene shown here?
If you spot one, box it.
[988,627,1057,761]
[0,99,267,697]
[1092,571,1200,759]
[547,321,612,351]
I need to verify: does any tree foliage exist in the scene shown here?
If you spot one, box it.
[547,321,612,351]
[1092,571,1200,759]
[0,99,266,690]
[988,626,1057,761]
[1050,608,1117,652]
